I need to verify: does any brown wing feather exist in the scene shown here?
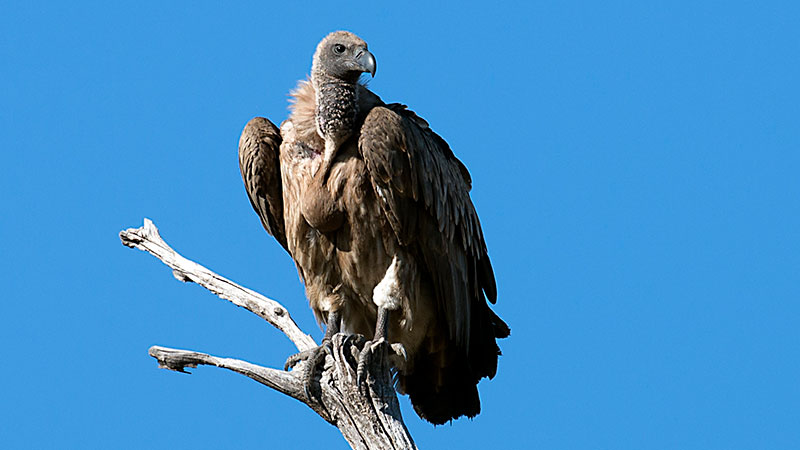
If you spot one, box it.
[358,105,506,350]
[239,117,288,252]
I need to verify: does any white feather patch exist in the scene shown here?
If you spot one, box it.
[373,255,402,310]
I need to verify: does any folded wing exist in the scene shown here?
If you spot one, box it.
[239,117,288,252]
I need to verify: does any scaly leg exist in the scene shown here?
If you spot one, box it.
[356,256,408,385]
[356,307,392,385]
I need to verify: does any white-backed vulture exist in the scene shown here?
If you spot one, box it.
[239,31,509,424]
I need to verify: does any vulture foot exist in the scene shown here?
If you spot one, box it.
[355,306,406,386]
[356,339,408,387]
[284,338,333,401]
[355,339,407,387]
[284,310,341,401]
[356,337,387,386]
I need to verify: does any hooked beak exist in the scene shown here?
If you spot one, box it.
[355,49,376,77]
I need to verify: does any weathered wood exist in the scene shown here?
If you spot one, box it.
[120,218,315,352]
[121,219,418,450]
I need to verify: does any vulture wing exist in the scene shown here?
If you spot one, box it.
[358,105,507,351]
[239,117,288,252]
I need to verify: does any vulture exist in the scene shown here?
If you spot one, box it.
[239,31,509,424]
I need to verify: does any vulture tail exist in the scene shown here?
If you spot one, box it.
[399,306,508,425]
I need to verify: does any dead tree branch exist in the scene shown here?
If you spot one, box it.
[120,218,315,352]
[120,219,418,450]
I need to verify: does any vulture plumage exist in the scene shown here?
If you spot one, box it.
[239,31,509,424]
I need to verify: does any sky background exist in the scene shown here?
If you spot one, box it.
[1,1,798,449]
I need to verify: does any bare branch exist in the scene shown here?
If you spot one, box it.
[120,218,316,352]
[148,345,334,421]
[123,219,418,449]
[149,346,302,397]
[147,339,416,449]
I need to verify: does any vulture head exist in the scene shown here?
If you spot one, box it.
[312,31,376,84]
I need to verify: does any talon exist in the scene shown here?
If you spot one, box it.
[284,339,333,401]
[346,334,366,362]
[284,351,307,371]
[356,351,368,386]
[390,342,407,361]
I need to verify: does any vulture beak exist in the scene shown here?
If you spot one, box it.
[356,49,376,77]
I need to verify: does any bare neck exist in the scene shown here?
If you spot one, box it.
[312,73,359,147]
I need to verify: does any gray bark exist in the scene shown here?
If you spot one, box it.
[120,219,417,450]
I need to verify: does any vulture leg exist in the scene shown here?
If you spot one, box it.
[284,309,342,400]
[356,307,392,385]
[356,256,408,385]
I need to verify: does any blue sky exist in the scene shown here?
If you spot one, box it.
[2,1,798,448]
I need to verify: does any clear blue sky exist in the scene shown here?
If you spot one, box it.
[2,1,798,448]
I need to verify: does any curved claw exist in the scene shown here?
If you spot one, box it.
[356,338,389,388]
[284,348,315,371]
[284,339,333,401]
[389,342,407,365]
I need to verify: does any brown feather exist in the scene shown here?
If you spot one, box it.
[240,33,507,425]
[358,104,508,424]
[238,117,288,251]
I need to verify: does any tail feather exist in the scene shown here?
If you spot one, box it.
[397,305,508,425]
[399,350,481,425]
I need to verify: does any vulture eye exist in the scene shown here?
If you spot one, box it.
[333,44,346,54]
